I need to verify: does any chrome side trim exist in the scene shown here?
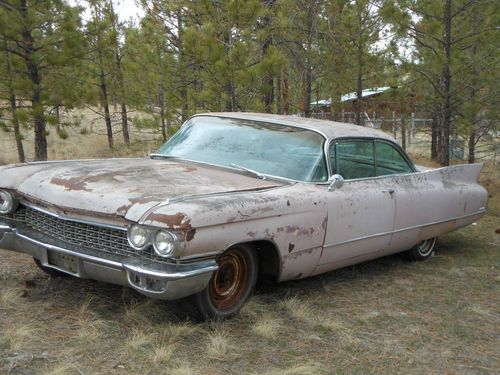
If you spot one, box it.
[0,224,11,230]
[122,258,218,280]
[20,201,127,231]
[324,209,485,248]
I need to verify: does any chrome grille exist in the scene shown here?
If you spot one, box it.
[2,205,161,261]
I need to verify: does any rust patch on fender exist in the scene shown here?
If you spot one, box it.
[278,225,314,237]
[116,197,160,215]
[50,177,91,192]
[50,170,138,192]
[186,229,196,241]
[149,212,192,230]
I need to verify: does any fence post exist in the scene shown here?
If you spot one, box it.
[401,115,406,151]
[392,112,396,139]
[411,112,416,138]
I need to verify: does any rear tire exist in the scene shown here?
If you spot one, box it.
[193,244,258,320]
[33,258,69,277]
[404,237,437,262]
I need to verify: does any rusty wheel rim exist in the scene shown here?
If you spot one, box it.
[209,249,249,311]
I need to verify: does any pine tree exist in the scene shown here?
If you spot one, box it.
[0,0,84,160]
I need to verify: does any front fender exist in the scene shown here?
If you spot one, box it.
[141,184,329,281]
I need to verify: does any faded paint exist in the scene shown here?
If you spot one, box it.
[149,212,192,231]
[196,112,395,141]
[0,112,488,289]
[0,158,283,222]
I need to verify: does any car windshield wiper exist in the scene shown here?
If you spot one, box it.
[150,154,180,159]
[230,163,266,180]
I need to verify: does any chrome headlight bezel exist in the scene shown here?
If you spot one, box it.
[0,190,17,214]
[127,224,182,258]
[127,224,151,251]
[153,230,179,257]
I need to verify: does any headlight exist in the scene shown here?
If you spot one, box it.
[128,224,149,250]
[153,230,178,257]
[0,190,15,214]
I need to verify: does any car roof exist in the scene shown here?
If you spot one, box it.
[193,112,395,141]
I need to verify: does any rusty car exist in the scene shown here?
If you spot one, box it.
[0,113,488,319]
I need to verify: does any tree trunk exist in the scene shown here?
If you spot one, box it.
[177,10,189,121]
[440,0,452,166]
[467,7,479,164]
[4,38,25,163]
[20,0,47,161]
[159,88,167,141]
[262,0,276,113]
[303,7,314,118]
[431,104,439,160]
[401,114,406,151]
[304,64,312,118]
[468,131,475,164]
[283,77,290,115]
[98,49,113,149]
[224,29,236,112]
[277,68,283,114]
[355,41,363,126]
[120,101,129,144]
[109,1,130,145]
[55,105,61,133]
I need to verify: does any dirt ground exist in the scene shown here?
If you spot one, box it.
[0,116,499,374]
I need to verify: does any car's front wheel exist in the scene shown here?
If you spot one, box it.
[193,244,258,320]
[404,237,437,261]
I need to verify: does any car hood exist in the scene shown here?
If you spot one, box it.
[10,158,284,222]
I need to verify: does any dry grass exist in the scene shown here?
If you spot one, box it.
[0,199,498,375]
[0,111,499,374]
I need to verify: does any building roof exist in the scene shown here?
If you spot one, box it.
[310,87,393,107]
[341,87,391,102]
[193,112,395,141]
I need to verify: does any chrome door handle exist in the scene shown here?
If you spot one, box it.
[382,189,395,196]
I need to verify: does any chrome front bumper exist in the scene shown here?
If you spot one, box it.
[0,224,218,300]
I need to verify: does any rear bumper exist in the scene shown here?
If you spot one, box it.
[0,225,217,300]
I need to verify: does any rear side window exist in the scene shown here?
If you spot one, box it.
[329,139,413,180]
[375,141,413,176]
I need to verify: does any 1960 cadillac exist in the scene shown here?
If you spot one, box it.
[0,113,488,319]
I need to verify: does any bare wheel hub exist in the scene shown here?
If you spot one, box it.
[209,250,249,310]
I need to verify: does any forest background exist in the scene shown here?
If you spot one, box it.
[0,0,498,166]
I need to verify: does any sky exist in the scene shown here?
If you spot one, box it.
[115,0,144,22]
[69,0,145,23]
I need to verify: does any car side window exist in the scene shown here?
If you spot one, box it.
[375,141,413,176]
[329,140,375,179]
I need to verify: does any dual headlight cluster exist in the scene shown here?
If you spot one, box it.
[0,190,16,214]
[127,224,181,258]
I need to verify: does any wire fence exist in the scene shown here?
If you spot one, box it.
[305,111,499,164]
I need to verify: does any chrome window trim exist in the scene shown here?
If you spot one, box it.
[322,136,417,184]
[152,116,330,184]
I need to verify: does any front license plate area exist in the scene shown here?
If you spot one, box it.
[47,251,78,274]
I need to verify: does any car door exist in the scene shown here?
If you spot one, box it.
[315,138,396,274]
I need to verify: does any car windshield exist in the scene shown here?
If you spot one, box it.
[156,116,328,182]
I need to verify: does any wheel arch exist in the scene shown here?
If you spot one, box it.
[222,239,282,283]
